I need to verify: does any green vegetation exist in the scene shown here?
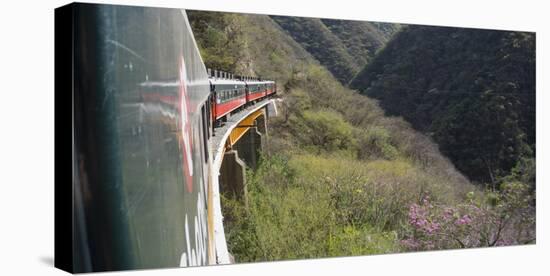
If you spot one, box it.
[350,25,535,185]
[188,11,245,72]
[222,154,401,262]
[321,19,399,70]
[271,16,399,84]
[188,11,535,263]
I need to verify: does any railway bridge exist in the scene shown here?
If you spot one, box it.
[208,98,279,264]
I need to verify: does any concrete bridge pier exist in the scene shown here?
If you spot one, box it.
[234,127,263,170]
[217,125,263,206]
[219,150,247,203]
[256,112,267,135]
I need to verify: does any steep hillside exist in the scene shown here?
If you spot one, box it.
[350,25,535,185]
[188,11,468,192]
[270,16,399,84]
[188,11,535,262]
[269,16,359,84]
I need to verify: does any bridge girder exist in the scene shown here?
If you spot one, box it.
[226,108,266,150]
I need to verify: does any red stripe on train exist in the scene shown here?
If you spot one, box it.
[215,96,246,120]
[247,91,266,101]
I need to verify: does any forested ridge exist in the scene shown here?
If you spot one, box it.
[350,25,535,186]
[188,11,535,262]
[270,16,399,84]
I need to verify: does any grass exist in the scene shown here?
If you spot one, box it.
[221,153,402,262]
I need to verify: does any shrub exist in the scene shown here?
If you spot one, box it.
[357,127,399,160]
[304,110,354,150]
[401,183,535,251]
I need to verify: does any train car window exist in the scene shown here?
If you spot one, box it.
[201,105,208,163]
[206,97,211,137]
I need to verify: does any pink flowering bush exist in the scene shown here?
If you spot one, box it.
[401,182,535,251]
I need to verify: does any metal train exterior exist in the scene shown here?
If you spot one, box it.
[59,3,276,273]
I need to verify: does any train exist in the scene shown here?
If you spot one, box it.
[58,3,276,273]
[208,70,277,126]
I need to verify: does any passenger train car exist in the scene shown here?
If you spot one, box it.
[210,78,247,121]
[57,3,276,273]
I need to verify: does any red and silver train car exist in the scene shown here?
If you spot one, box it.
[265,80,277,97]
[245,80,267,102]
[210,78,247,121]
